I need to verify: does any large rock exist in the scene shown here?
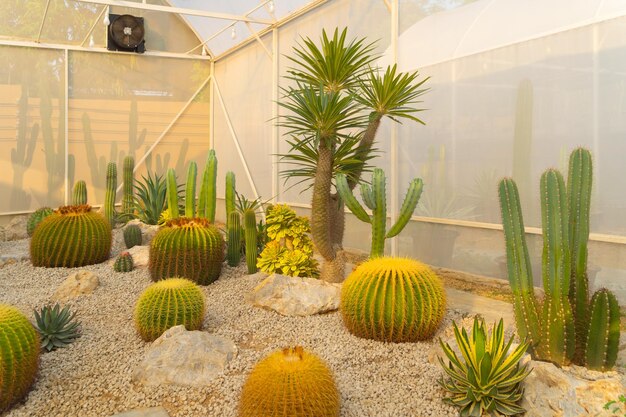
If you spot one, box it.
[4,215,28,241]
[247,273,341,316]
[522,361,624,417]
[124,219,160,245]
[132,326,237,387]
[110,407,169,417]
[52,270,100,301]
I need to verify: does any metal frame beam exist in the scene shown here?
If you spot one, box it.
[74,0,273,24]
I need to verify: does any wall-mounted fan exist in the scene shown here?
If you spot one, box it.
[107,14,146,53]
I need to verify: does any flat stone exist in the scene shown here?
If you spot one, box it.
[522,361,624,417]
[110,407,170,417]
[5,215,28,241]
[132,326,237,388]
[247,273,341,316]
[52,270,99,301]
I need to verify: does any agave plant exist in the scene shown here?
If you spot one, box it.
[34,304,81,352]
[132,171,183,225]
[279,27,429,281]
[438,318,530,417]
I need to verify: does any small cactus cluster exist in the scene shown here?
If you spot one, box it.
[123,224,142,249]
[114,252,134,272]
[0,304,40,412]
[72,180,88,205]
[239,346,340,417]
[30,205,112,268]
[336,168,422,258]
[26,207,53,237]
[499,148,620,370]
[134,278,205,341]
[341,257,446,342]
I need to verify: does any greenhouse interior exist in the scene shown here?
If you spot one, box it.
[0,0,624,416]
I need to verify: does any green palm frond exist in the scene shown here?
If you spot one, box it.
[287,27,378,92]
[354,64,429,124]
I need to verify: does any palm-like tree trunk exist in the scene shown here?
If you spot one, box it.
[347,115,382,191]
[311,142,335,262]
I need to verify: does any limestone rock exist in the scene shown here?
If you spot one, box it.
[52,270,99,301]
[124,219,160,245]
[248,273,341,316]
[110,407,170,417]
[132,325,237,387]
[522,361,624,417]
[5,215,28,241]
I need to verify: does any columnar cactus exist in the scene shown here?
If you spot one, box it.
[134,278,205,341]
[122,155,135,216]
[123,224,142,249]
[0,304,40,412]
[104,162,117,227]
[149,217,225,285]
[26,207,53,236]
[185,162,197,218]
[239,346,340,417]
[72,180,88,205]
[225,171,236,227]
[31,205,112,267]
[498,148,620,370]
[198,149,218,222]
[227,211,242,266]
[114,252,134,272]
[166,168,179,219]
[341,257,446,342]
[336,168,423,258]
[244,209,258,274]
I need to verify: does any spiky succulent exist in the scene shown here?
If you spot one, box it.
[439,318,530,417]
[123,224,142,249]
[114,252,134,272]
[26,207,53,237]
[33,304,81,352]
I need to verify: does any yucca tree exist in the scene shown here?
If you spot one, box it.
[279,28,429,282]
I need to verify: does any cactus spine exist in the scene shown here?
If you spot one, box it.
[225,171,236,227]
[341,257,446,342]
[198,150,217,221]
[239,346,340,417]
[185,162,197,218]
[336,168,423,258]
[244,209,258,274]
[123,224,142,249]
[104,162,117,227]
[166,168,179,219]
[0,304,40,412]
[227,211,242,267]
[498,148,620,370]
[72,180,88,205]
[26,207,53,236]
[114,252,134,272]
[122,156,135,216]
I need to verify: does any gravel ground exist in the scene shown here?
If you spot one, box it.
[0,234,460,417]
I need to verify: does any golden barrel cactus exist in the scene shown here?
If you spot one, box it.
[341,257,446,342]
[239,346,340,417]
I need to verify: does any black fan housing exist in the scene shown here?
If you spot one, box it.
[107,14,146,53]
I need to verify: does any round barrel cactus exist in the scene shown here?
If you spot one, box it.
[26,207,53,237]
[114,252,134,272]
[341,257,446,342]
[149,217,224,285]
[134,277,205,341]
[123,224,142,249]
[30,205,112,268]
[239,346,340,417]
[0,304,40,412]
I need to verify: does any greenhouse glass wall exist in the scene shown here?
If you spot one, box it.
[1,0,626,304]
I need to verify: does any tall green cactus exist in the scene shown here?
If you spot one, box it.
[72,180,87,205]
[336,168,422,258]
[122,156,135,216]
[185,162,197,218]
[244,209,258,274]
[225,171,236,227]
[104,162,117,227]
[227,211,242,266]
[198,150,218,221]
[166,168,179,219]
[498,148,620,370]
